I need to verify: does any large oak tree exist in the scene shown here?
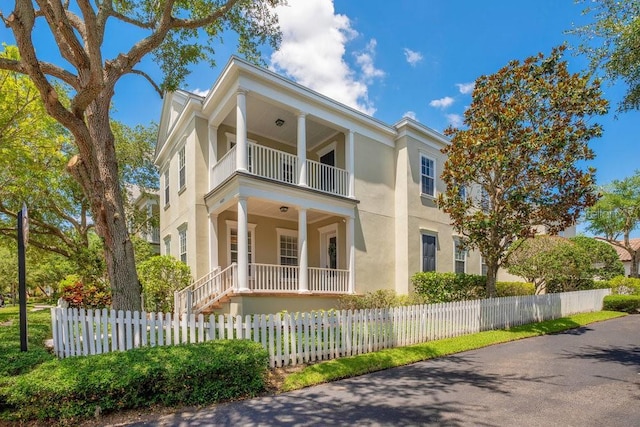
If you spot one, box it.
[0,1,281,310]
[438,46,608,297]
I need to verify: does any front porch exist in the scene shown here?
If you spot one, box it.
[175,262,349,315]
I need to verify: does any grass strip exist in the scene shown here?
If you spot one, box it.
[281,310,626,392]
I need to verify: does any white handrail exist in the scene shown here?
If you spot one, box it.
[308,267,349,293]
[247,142,298,184]
[174,264,237,315]
[250,263,299,292]
[306,159,349,196]
[211,145,237,187]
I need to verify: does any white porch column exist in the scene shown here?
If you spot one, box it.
[236,89,248,172]
[347,130,355,198]
[237,196,250,292]
[208,125,218,188]
[298,208,309,293]
[346,215,355,294]
[297,112,307,186]
[209,214,219,272]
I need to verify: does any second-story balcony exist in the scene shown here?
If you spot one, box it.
[211,141,350,197]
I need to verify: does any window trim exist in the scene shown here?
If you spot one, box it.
[420,153,436,198]
[420,232,437,272]
[276,228,298,266]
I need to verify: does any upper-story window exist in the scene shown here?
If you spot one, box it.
[420,154,435,197]
[164,170,170,207]
[178,147,186,190]
[458,184,467,201]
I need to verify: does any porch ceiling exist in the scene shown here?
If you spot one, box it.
[226,198,333,224]
[221,96,339,149]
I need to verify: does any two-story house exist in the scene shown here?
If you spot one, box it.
[155,56,483,316]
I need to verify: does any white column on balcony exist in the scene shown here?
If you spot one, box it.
[297,112,307,187]
[346,214,355,294]
[298,207,309,293]
[236,89,248,172]
[347,130,355,198]
[208,125,218,188]
[209,213,219,272]
[237,196,250,292]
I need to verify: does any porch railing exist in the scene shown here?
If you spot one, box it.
[307,159,349,197]
[211,145,237,187]
[308,267,349,293]
[247,142,298,185]
[249,263,299,292]
[174,264,237,315]
[210,139,351,197]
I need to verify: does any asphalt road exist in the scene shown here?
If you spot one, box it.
[124,315,640,427]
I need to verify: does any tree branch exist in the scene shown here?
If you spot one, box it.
[128,69,163,97]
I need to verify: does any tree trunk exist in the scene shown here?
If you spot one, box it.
[68,97,141,312]
[630,250,639,278]
[486,262,498,298]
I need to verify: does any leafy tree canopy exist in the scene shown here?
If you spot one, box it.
[0,0,282,311]
[569,0,640,112]
[438,46,608,297]
[585,171,640,277]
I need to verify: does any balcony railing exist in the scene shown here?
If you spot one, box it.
[306,159,349,197]
[211,140,350,197]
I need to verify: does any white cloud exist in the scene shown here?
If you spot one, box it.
[446,113,464,127]
[403,111,417,120]
[191,88,210,97]
[355,39,385,83]
[456,82,475,94]
[403,48,423,66]
[429,96,455,109]
[270,0,382,115]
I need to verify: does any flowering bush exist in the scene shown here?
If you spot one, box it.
[58,274,111,309]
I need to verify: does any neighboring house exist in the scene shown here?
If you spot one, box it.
[127,185,161,254]
[598,237,640,277]
[156,56,494,315]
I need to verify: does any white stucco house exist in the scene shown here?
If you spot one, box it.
[155,56,530,315]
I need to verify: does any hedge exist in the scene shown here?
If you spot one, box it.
[496,282,535,297]
[411,272,486,302]
[1,340,268,422]
[602,295,640,314]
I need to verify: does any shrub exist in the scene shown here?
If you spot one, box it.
[58,275,111,309]
[605,276,640,295]
[337,290,427,310]
[602,295,640,314]
[1,340,268,422]
[411,272,486,303]
[495,282,535,297]
[138,256,192,313]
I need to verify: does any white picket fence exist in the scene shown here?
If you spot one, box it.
[50,289,610,366]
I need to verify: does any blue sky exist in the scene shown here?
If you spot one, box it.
[1,0,638,234]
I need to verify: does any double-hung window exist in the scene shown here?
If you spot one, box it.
[178,226,187,263]
[454,240,466,274]
[178,147,186,190]
[164,170,170,207]
[164,236,171,256]
[420,154,435,197]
